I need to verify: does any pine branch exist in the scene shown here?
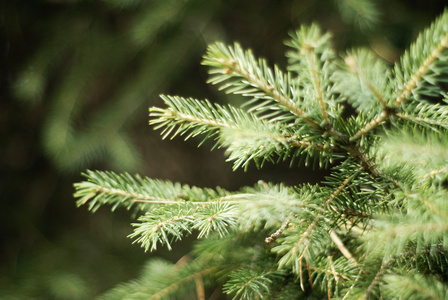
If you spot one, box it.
[359,245,448,300]
[303,43,330,125]
[362,259,391,299]
[376,129,448,187]
[265,218,292,244]
[286,24,339,126]
[332,49,390,115]
[130,201,238,251]
[341,250,371,300]
[220,125,338,170]
[350,10,448,142]
[362,186,448,261]
[329,230,358,266]
[203,42,321,128]
[151,95,340,170]
[397,101,448,131]
[238,182,316,232]
[133,193,256,205]
[129,205,196,251]
[73,170,234,212]
[275,168,362,274]
[311,255,358,297]
[150,95,239,144]
[394,12,448,106]
[223,267,281,299]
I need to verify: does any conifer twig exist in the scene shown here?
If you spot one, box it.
[265,217,292,244]
[165,110,238,130]
[281,168,361,287]
[342,261,365,300]
[347,145,382,178]
[309,266,349,281]
[82,186,168,205]
[395,32,448,106]
[195,274,205,300]
[351,32,448,141]
[349,110,389,142]
[395,112,448,128]
[329,230,358,266]
[133,194,257,206]
[362,259,391,299]
[424,168,447,179]
[219,57,321,129]
[289,137,336,151]
[302,45,329,125]
[298,167,360,244]
[328,255,337,298]
[344,54,387,109]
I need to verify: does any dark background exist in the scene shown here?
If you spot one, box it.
[1,1,446,298]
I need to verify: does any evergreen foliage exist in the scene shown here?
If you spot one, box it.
[74,9,448,299]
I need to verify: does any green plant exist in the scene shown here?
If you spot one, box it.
[74,9,448,299]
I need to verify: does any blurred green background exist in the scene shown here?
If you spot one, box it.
[1,0,446,298]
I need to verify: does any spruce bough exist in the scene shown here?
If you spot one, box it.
[74,11,448,299]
